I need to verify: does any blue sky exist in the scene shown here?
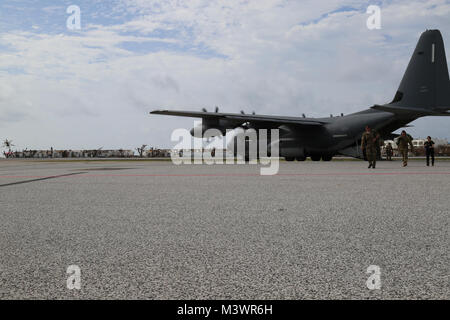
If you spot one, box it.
[0,0,225,59]
[1,0,450,151]
[0,1,125,33]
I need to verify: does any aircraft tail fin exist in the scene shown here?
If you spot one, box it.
[390,29,450,112]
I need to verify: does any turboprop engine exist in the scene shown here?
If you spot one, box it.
[190,118,235,138]
[268,125,305,160]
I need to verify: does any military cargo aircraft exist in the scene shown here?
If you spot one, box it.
[151,30,450,161]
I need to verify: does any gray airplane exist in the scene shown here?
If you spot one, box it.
[151,29,450,161]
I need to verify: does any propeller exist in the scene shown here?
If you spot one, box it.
[240,122,251,130]
[202,106,220,113]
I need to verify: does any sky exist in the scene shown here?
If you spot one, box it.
[1,0,450,151]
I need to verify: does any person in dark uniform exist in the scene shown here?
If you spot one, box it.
[424,136,435,166]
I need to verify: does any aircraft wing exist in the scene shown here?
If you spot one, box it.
[150,109,326,126]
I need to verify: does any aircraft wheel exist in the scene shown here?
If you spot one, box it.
[285,157,295,161]
[322,155,333,161]
[296,156,306,161]
[310,155,321,161]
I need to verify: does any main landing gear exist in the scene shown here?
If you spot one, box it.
[284,155,333,161]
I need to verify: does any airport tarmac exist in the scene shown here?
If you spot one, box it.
[0,159,449,299]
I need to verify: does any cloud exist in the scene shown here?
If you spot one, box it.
[0,0,449,151]
[41,5,65,14]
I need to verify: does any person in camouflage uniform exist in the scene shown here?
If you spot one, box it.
[396,130,414,167]
[385,143,393,161]
[361,125,379,169]
[376,138,384,160]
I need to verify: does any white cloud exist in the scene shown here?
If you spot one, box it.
[0,0,450,151]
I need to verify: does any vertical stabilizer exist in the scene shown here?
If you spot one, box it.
[390,30,450,111]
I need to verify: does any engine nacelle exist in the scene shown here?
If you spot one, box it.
[190,119,230,138]
[269,137,305,158]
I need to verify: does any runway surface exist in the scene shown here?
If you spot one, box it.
[0,159,449,299]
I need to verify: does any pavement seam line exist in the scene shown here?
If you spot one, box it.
[0,172,87,187]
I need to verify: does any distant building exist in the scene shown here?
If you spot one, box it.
[6,149,134,159]
[146,148,171,158]
[411,138,448,148]
[384,138,448,149]
[382,138,449,157]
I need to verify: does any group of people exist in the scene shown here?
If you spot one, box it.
[361,126,435,168]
